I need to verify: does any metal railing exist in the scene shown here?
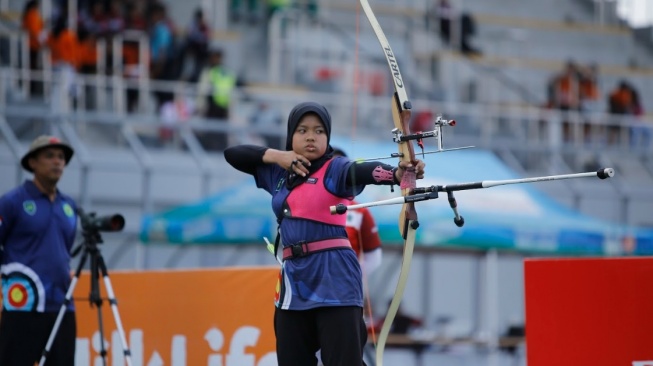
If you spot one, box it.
[2,59,651,157]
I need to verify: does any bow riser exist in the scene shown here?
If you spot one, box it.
[392,93,417,239]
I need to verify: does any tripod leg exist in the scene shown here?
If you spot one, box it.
[39,248,89,366]
[97,255,133,366]
[90,247,109,366]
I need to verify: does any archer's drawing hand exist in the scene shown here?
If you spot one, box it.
[281,151,311,177]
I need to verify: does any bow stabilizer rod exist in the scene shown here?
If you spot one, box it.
[419,167,615,192]
[330,168,615,227]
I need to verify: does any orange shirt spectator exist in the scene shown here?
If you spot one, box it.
[553,74,580,110]
[123,42,140,67]
[77,35,98,72]
[579,64,600,102]
[549,61,581,110]
[609,85,633,115]
[48,29,79,68]
[123,41,150,78]
[580,79,599,102]
[22,2,44,51]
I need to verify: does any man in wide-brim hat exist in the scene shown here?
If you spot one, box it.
[20,135,74,200]
[0,135,79,365]
[21,134,74,172]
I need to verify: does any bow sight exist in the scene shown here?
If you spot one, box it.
[394,114,475,157]
[362,115,474,162]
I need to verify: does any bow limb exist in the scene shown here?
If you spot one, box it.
[373,83,419,366]
[374,220,416,366]
[358,0,417,364]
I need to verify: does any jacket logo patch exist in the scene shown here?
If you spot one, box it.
[23,201,36,216]
[306,178,318,184]
[63,203,75,218]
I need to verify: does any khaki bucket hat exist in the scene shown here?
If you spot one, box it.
[21,135,75,172]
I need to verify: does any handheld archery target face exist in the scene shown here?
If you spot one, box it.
[1,264,46,312]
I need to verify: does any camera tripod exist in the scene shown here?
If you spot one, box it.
[39,226,133,366]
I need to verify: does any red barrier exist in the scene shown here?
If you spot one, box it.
[525,257,653,366]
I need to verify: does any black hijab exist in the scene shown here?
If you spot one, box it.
[284,102,335,189]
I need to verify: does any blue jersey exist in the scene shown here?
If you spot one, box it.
[255,157,365,310]
[0,180,77,312]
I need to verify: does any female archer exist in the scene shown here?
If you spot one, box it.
[224,101,425,366]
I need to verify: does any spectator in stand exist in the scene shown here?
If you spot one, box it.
[51,0,68,23]
[608,81,639,115]
[123,1,148,112]
[432,0,452,44]
[179,8,211,83]
[79,1,108,38]
[77,28,99,109]
[628,84,650,149]
[607,80,634,145]
[548,61,581,111]
[430,0,481,56]
[77,29,98,76]
[47,16,80,112]
[48,15,79,69]
[158,90,194,144]
[608,81,648,148]
[579,63,600,112]
[546,60,581,142]
[21,0,47,95]
[77,1,116,75]
[149,2,176,112]
[578,63,601,144]
[195,47,243,151]
[124,1,148,31]
[106,0,126,36]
